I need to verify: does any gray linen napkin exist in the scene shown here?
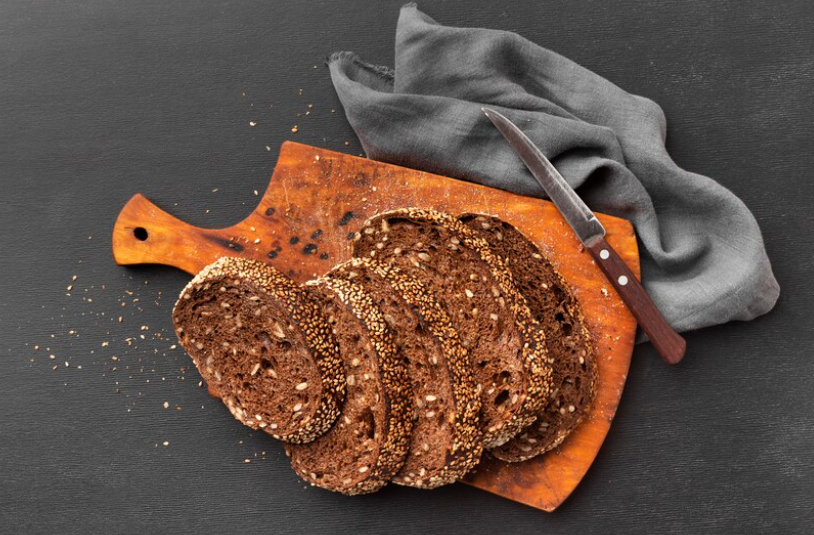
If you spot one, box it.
[327,4,779,336]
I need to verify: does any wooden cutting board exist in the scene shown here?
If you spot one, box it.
[112,141,639,512]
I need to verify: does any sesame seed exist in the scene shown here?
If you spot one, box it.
[271,323,285,339]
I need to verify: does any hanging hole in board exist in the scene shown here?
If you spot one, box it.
[133,227,149,241]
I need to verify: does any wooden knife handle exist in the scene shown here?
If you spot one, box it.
[586,237,686,364]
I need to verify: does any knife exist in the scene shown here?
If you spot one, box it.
[482,107,686,365]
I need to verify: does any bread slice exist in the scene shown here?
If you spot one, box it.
[460,214,597,461]
[172,257,345,444]
[330,258,482,488]
[353,208,553,448]
[285,276,413,495]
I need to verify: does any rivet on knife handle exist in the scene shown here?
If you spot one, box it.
[586,238,686,364]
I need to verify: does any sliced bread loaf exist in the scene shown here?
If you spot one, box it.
[330,258,483,488]
[285,276,413,495]
[172,257,345,444]
[353,208,553,448]
[460,214,598,461]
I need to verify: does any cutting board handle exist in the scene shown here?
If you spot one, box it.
[112,194,214,275]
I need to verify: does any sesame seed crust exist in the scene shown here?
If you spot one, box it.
[286,276,413,495]
[354,208,554,449]
[331,258,483,489]
[172,256,345,444]
[462,214,598,462]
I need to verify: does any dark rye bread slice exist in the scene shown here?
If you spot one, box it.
[285,276,413,495]
[353,208,553,448]
[330,258,482,488]
[172,257,345,444]
[460,214,598,461]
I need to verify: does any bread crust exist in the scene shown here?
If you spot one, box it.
[353,208,553,448]
[332,258,483,488]
[172,256,345,444]
[286,276,413,495]
[461,214,598,461]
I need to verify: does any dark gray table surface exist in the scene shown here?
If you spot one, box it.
[2,1,812,533]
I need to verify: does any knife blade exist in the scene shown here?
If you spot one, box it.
[482,107,686,364]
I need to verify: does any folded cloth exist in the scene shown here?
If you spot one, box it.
[327,4,779,337]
